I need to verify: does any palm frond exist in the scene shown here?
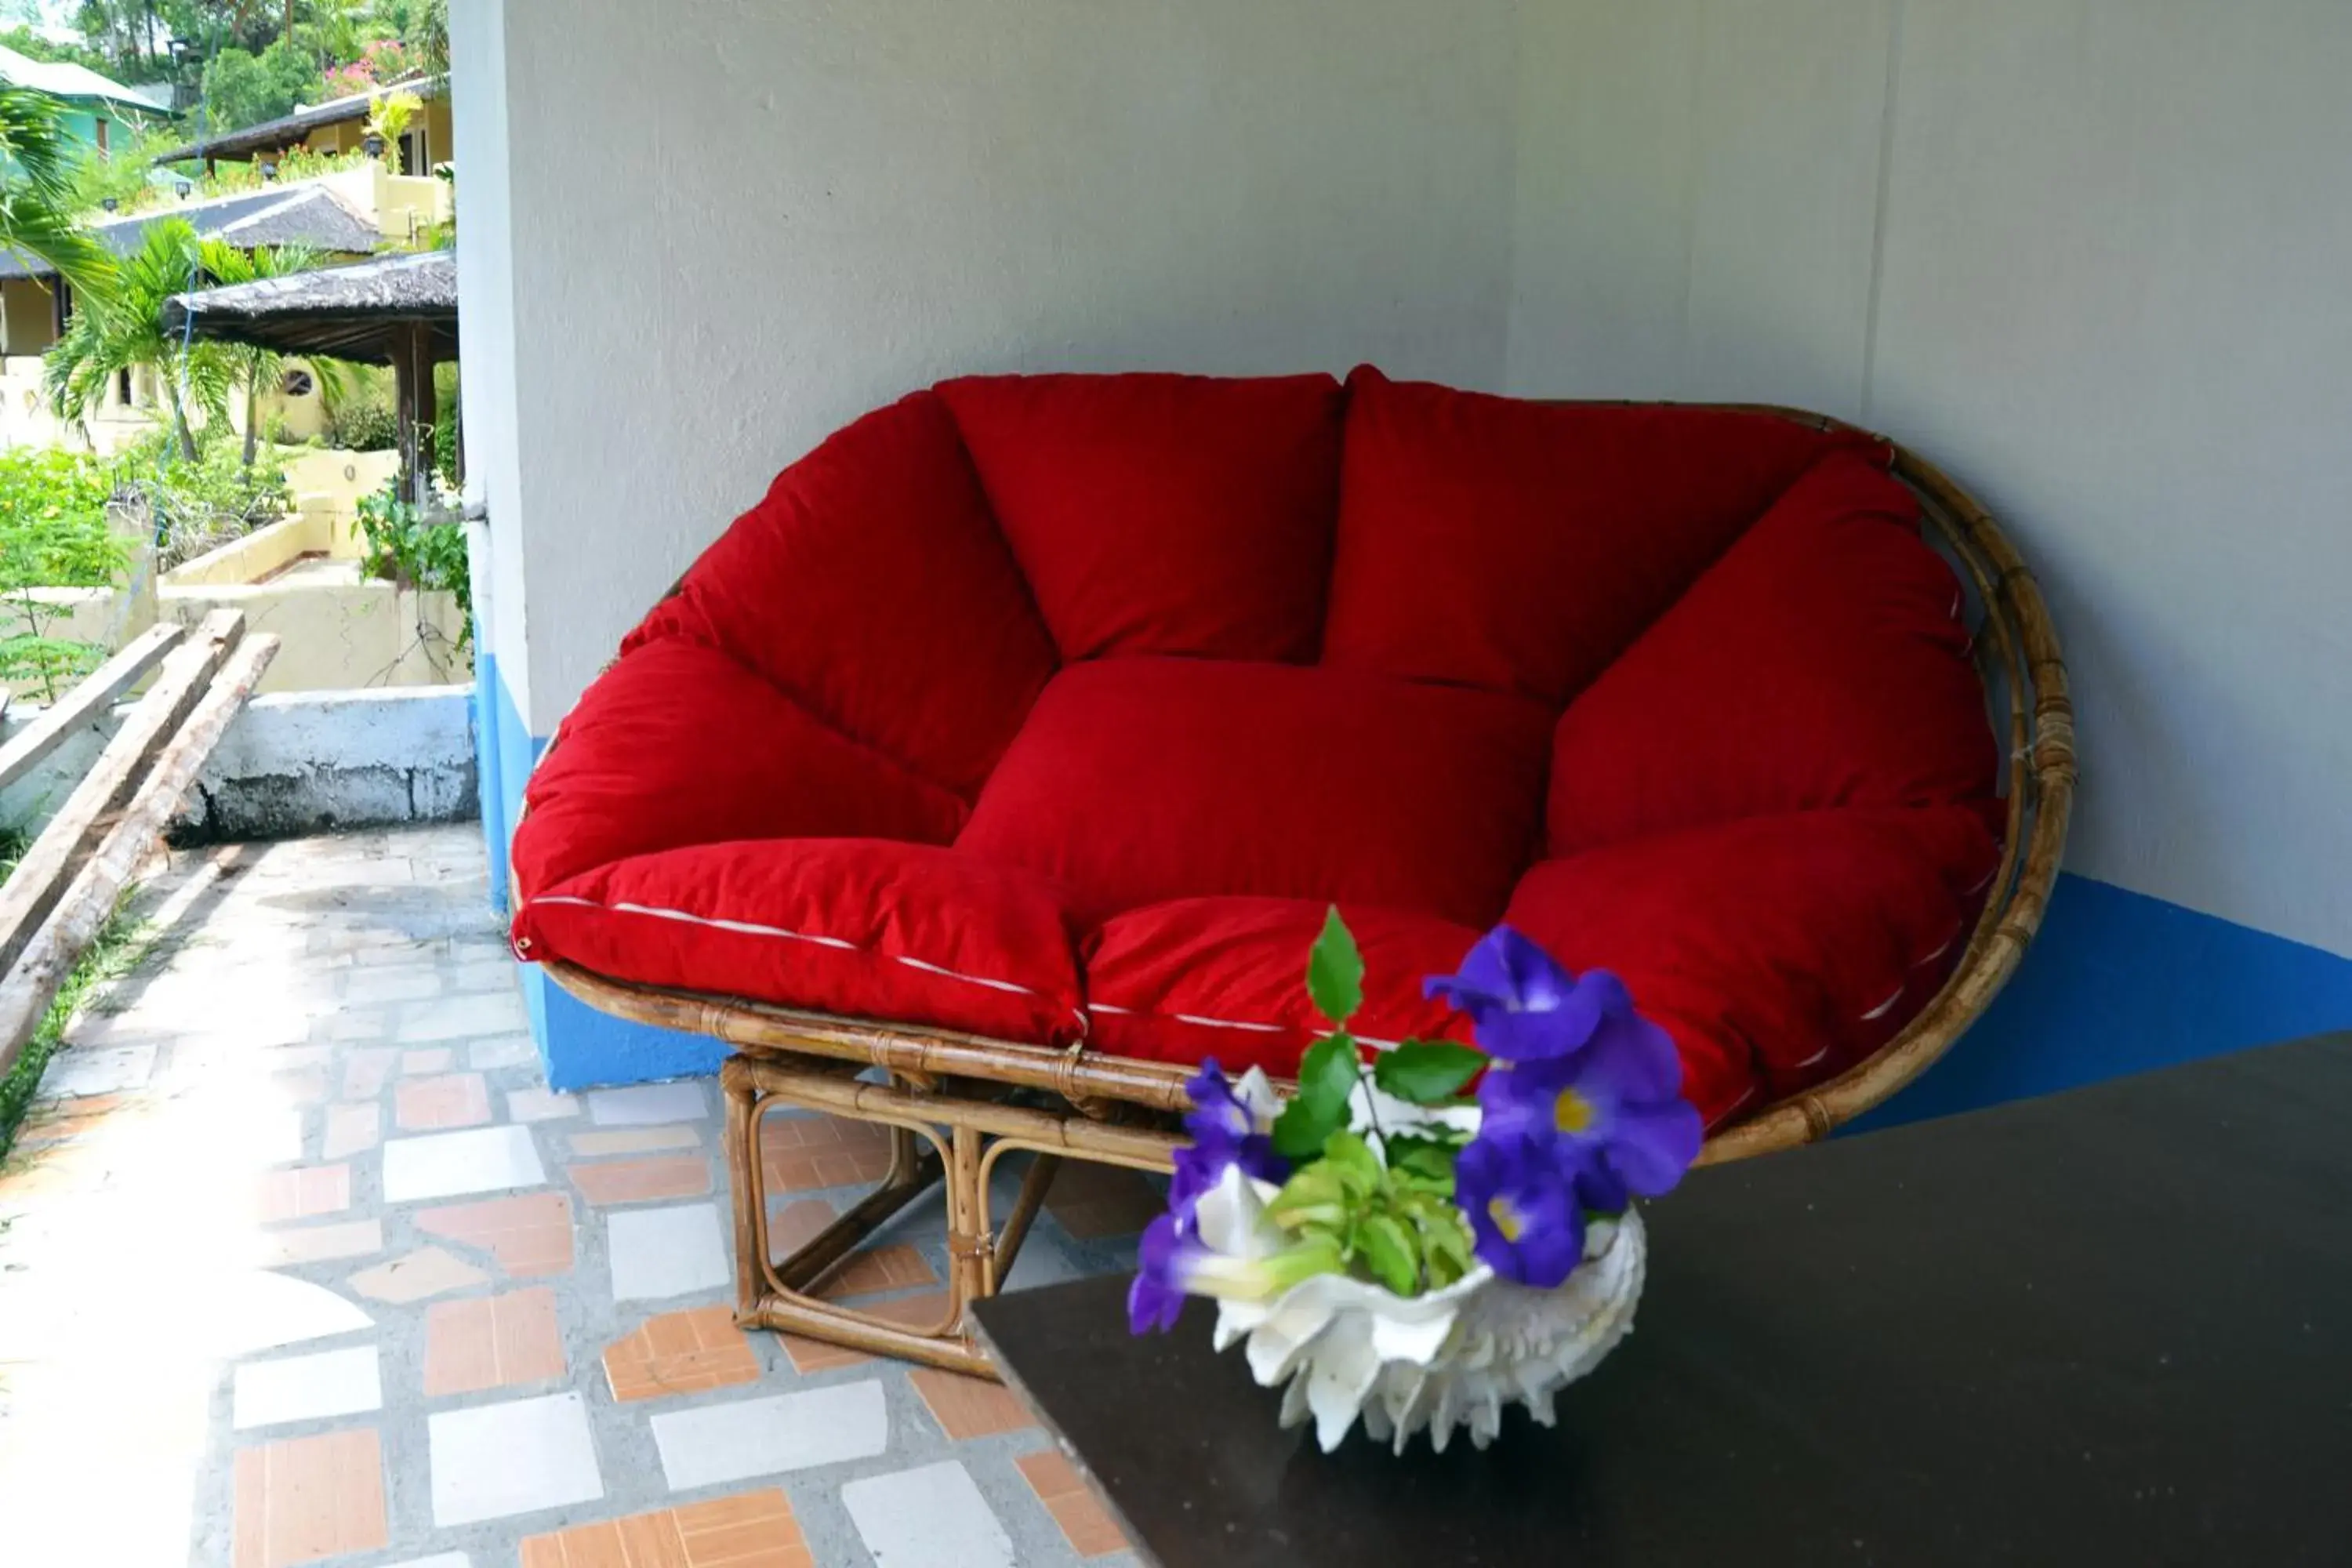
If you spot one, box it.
[0,87,118,303]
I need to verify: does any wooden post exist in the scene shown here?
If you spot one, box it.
[0,612,242,978]
[394,323,421,506]
[0,633,279,1079]
[415,338,440,506]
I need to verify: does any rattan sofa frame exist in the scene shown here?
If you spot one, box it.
[524,404,2075,1378]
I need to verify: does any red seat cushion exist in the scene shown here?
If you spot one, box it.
[1545,453,1997,855]
[1083,898,1479,1075]
[1322,365,1882,704]
[631,390,1057,798]
[937,372,1343,662]
[1504,807,2001,1128]
[517,839,1082,1046]
[955,658,1552,930]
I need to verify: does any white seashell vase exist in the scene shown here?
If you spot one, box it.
[1207,1189,1647,1455]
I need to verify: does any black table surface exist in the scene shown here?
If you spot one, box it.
[974,1034,2352,1567]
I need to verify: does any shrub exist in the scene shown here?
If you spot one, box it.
[355,479,470,649]
[110,430,295,570]
[0,447,126,698]
[325,395,400,452]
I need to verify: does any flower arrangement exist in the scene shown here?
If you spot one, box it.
[1128,909,1703,1452]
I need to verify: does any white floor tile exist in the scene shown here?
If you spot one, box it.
[403,992,530,1041]
[382,1555,471,1568]
[382,1124,548,1203]
[255,1109,306,1166]
[651,1381,889,1490]
[506,1087,579,1123]
[586,1081,709,1127]
[841,1459,1016,1568]
[607,1203,729,1300]
[38,1044,158,1098]
[469,1035,539,1071]
[232,1345,383,1429]
[428,1391,603,1526]
[198,1271,376,1358]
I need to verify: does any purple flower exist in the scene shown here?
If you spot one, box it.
[1169,1060,1287,1215]
[1454,1132,1590,1288]
[1476,1000,1701,1200]
[1127,1213,1190,1334]
[1425,926,1629,1062]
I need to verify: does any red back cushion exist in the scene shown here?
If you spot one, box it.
[1545,453,1997,856]
[1322,366,1881,704]
[955,658,1550,930]
[936,372,1344,662]
[1505,805,2000,1127]
[635,390,1057,800]
[514,637,966,896]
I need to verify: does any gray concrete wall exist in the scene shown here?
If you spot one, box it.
[1,685,477,845]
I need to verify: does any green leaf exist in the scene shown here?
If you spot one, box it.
[1381,1133,1463,1189]
[1414,1202,1477,1286]
[1356,1212,1421,1296]
[1305,906,1363,1025]
[1318,1129,1384,1197]
[1271,1030,1359,1158]
[1265,1163,1348,1230]
[1371,1039,1488,1106]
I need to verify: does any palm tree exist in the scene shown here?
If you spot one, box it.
[45,219,234,463]
[0,87,118,303]
[198,238,337,467]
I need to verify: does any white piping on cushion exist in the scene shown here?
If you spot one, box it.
[1859,987,1905,1022]
[1791,1044,1832,1069]
[1083,1000,1401,1048]
[1911,931,1958,968]
[1171,1012,1286,1033]
[527,894,1047,1000]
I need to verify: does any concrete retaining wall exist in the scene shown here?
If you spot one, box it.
[1,684,477,844]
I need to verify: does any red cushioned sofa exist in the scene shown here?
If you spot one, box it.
[512,368,2072,1375]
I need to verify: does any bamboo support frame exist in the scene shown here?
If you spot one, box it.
[535,408,2073,1374]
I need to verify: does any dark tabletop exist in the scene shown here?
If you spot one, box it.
[974,1034,2352,1568]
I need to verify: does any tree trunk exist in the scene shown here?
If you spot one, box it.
[165,374,198,465]
[241,361,260,469]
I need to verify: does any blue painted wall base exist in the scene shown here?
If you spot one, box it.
[481,662,2352,1109]
[1850,872,2352,1133]
[483,657,730,1087]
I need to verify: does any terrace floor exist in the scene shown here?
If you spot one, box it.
[0,826,1147,1568]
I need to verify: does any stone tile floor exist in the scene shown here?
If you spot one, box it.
[0,826,1156,1567]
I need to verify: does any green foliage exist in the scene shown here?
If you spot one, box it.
[363,85,421,170]
[114,426,294,568]
[0,85,118,303]
[428,360,459,486]
[1272,1029,1361,1159]
[324,393,397,451]
[64,121,187,216]
[46,217,234,461]
[0,445,125,698]
[1254,908,1487,1298]
[1372,1039,1486,1105]
[1305,904,1363,1025]
[354,477,470,645]
[1264,1128,1478,1296]
[200,36,325,132]
[0,846,151,1166]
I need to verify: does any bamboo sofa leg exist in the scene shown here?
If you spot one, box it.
[720,1050,1186,1379]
